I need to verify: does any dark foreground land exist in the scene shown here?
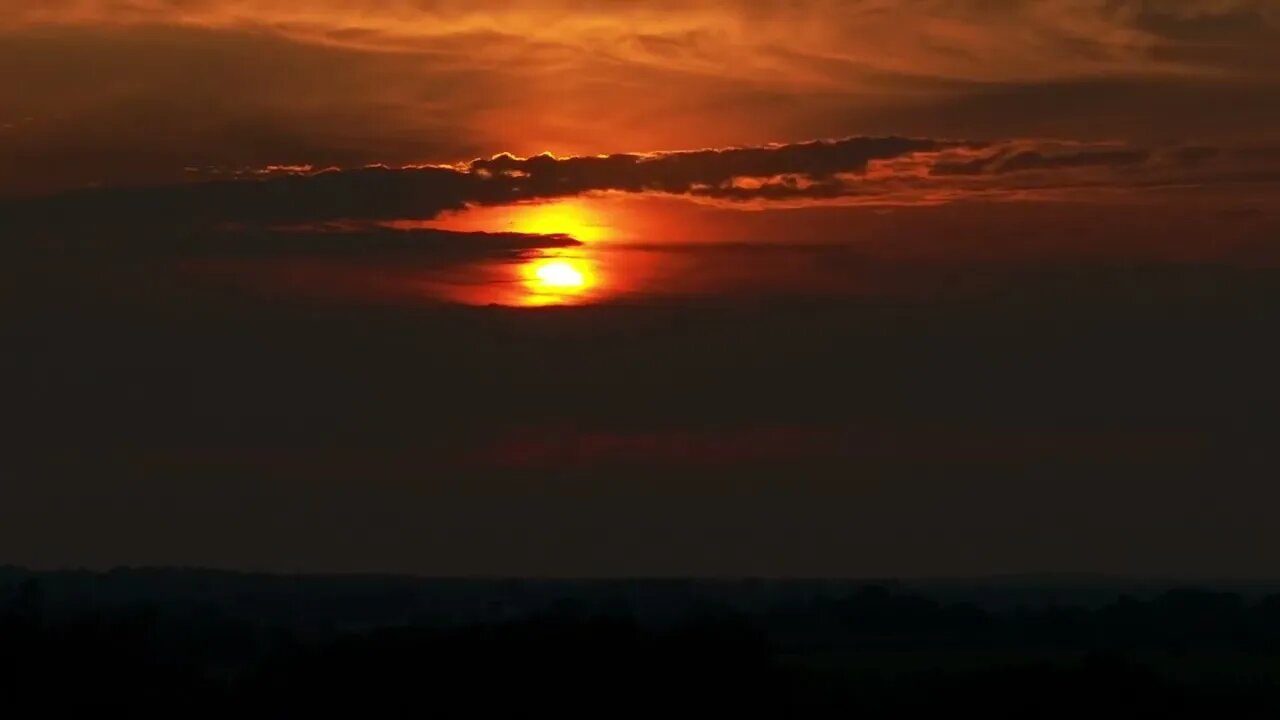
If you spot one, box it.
[4,569,1280,715]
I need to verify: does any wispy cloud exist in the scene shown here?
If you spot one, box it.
[8,1,1276,81]
[3,2,1279,195]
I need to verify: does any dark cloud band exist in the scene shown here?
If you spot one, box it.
[3,136,1274,237]
[1,136,961,231]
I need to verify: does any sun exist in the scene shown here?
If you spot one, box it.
[408,197,616,305]
[520,255,596,305]
[534,260,586,288]
[509,199,608,305]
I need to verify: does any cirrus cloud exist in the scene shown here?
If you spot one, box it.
[3,2,1279,196]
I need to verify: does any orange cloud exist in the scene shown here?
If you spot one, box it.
[2,2,1278,195]
[7,1,1275,81]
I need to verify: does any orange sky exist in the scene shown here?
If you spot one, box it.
[7,2,1280,577]
[3,1,1279,307]
[3,1,1279,195]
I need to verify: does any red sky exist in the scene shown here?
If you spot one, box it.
[2,1,1278,311]
[4,0,1279,193]
[6,2,1280,576]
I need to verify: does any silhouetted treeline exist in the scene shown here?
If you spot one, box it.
[5,575,1280,714]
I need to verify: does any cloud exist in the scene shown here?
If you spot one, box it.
[469,136,958,193]
[20,135,1280,240]
[1,136,970,229]
[932,147,1151,176]
[3,2,1279,195]
[14,223,579,258]
[5,135,1279,237]
[7,1,1277,83]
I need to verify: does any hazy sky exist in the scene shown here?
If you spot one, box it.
[5,2,1280,298]
[5,2,1280,575]
[3,0,1279,193]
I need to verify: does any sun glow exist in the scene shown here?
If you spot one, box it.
[510,199,612,242]
[507,199,610,305]
[410,197,630,305]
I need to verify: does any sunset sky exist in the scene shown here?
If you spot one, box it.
[4,2,1280,575]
